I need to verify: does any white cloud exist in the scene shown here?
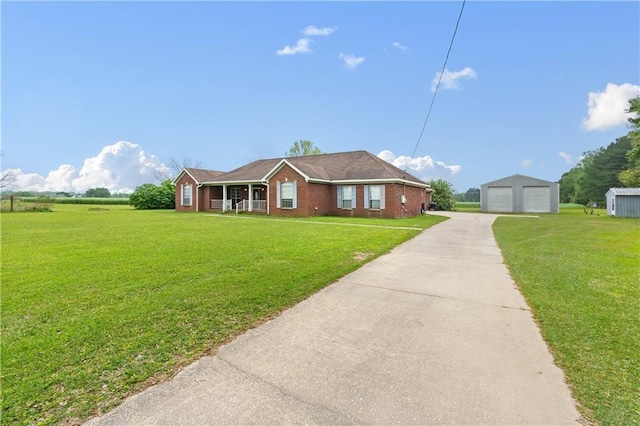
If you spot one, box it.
[5,141,170,194]
[276,38,312,56]
[378,150,461,182]
[558,151,574,165]
[339,53,365,69]
[431,67,477,92]
[522,159,533,169]
[391,41,409,52]
[582,83,640,131]
[302,25,337,36]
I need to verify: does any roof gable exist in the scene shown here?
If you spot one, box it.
[174,150,429,187]
[172,167,225,185]
[607,187,640,196]
[482,174,557,187]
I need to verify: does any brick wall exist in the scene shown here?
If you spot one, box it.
[174,174,197,212]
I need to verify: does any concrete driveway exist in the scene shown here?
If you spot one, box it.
[87,212,581,425]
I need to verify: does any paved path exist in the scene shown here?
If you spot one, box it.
[87,212,581,425]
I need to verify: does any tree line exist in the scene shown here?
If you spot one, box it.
[559,96,639,205]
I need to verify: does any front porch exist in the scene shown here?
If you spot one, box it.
[207,183,268,214]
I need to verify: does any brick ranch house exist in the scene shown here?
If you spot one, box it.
[172,150,433,218]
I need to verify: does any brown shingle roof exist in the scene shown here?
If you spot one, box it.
[194,150,428,186]
[183,168,225,183]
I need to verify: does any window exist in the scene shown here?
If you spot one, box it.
[337,185,356,209]
[182,184,192,206]
[364,185,385,210]
[277,181,297,208]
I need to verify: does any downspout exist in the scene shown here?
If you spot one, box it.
[266,182,270,215]
[196,184,202,212]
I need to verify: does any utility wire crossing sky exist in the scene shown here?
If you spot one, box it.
[2,1,638,194]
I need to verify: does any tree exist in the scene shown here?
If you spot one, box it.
[285,140,322,157]
[429,179,456,211]
[84,187,111,198]
[0,169,16,191]
[618,96,640,186]
[580,136,631,204]
[155,157,204,182]
[129,180,175,209]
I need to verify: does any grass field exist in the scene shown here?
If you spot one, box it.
[1,205,446,425]
[493,205,640,425]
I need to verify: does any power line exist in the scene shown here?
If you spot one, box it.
[410,0,467,159]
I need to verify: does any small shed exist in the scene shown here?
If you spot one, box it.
[606,188,640,218]
[480,174,559,213]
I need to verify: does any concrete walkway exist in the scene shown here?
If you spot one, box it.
[87,212,581,425]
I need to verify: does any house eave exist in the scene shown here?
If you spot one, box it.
[328,178,431,189]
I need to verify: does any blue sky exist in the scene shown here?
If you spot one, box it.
[2,1,639,193]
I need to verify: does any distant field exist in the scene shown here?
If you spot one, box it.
[13,196,130,205]
[494,206,639,425]
[454,201,480,212]
[1,205,446,424]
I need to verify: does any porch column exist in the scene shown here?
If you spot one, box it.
[248,183,253,212]
[222,184,227,212]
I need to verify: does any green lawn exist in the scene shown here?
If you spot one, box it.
[1,205,446,425]
[493,206,640,425]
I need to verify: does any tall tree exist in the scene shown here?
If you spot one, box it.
[155,157,204,182]
[0,169,16,191]
[429,179,456,211]
[580,136,631,204]
[285,140,322,157]
[618,96,640,187]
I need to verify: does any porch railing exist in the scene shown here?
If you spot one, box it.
[211,199,232,210]
[235,200,267,213]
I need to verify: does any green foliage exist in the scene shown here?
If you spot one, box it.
[84,187,111,198]
[1,205,443,424]
[617,97,640,186]
[580,136,631,203]
[129,180,175,209]
[285,140,322,157]
[429,179,456,211]
[559,136,632,204]
[494,208,640,425]
[454,187,480,202]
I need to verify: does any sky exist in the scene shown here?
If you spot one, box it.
[2,1,639,194]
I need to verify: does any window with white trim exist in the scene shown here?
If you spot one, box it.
[364,185,385,210]
[277,180,297,208]
[337,185,356,209]
[182,184,192,206]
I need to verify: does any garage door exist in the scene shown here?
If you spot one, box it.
[523,186,550,213]
[487,187,513,212]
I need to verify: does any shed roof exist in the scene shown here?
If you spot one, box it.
[607,188,640,196]
[481,173,557,187]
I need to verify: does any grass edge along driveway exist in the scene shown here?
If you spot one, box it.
[1,206,446,425]
[493,207,639,426]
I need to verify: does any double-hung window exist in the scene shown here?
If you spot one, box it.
[364,185,385,210]
[277,180,297,208]
[182,184,192,206]
[337,185,356,209]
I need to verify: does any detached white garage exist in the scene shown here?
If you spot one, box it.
[481,174,559,213]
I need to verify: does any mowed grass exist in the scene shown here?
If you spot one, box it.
[493,206,640,425]
[1,205,446,424]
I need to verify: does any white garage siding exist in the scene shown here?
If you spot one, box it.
[523,186,551,213]
[487,187,513,212]
[480,174,559,213]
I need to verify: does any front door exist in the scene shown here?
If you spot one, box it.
[230,187,242,208]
